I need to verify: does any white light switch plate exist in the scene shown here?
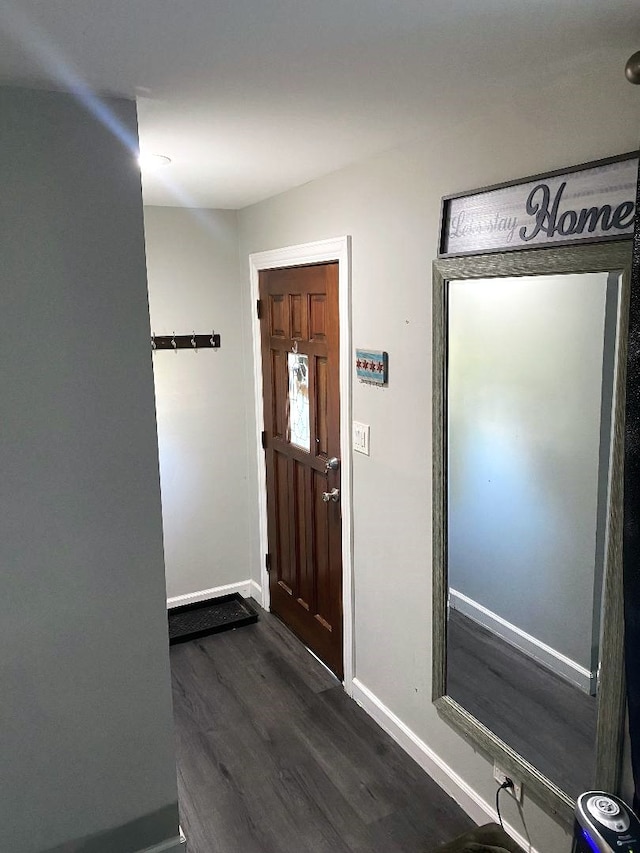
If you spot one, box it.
[353,422,370,455]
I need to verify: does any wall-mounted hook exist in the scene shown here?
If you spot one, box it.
[625,50,640,84]
[210,330,216,347]
[191,331,197,349]
[171,332,177,351]
[151,333,156,350]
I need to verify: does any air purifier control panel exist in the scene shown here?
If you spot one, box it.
[587,795,631,833]
[574,792,640,853]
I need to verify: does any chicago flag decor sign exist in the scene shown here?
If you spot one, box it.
[356,349,388,385]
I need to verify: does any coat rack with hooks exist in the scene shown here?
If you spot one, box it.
[151,332,221,351]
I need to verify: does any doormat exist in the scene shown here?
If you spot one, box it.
[168,593,258,645]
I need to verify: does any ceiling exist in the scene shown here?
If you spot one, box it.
[0,0,639,209]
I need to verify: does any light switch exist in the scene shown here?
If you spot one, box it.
[353,421,370,456]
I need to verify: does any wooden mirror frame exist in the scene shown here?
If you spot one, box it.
[432,241,632,825]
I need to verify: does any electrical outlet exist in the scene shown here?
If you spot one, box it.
[493,763,523,803]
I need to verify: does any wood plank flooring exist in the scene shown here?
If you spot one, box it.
[447,609,597,799]
[170,603,473,853]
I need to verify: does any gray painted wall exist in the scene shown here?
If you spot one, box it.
[237,59,638,851]
[144,207,252,601]
[447,273,611,669]
[0,88,179,853]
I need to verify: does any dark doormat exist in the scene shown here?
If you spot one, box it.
[168,593,258,645]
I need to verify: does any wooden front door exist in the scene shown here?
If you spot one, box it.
[259,262,343,678]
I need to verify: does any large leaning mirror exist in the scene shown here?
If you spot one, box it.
[432,241,632,823]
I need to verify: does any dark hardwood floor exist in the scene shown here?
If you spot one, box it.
[447,609,597,799]
[170,603,474,853]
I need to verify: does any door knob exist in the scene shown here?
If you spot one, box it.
[325,456,340,472]
[322,488,340,503]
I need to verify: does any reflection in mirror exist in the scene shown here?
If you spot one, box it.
[445,272,618,800]
[432,243,631,821]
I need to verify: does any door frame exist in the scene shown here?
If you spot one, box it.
[249,236,354,692]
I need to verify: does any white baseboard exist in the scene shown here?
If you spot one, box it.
[249,579,262,601]
[167,580,253,609]
[449,589,595,694]
[137,829,186,853]
[351,678,540,853]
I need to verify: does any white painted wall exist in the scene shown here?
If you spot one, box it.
[144,206,253,602]
[0,88,179,853]
[237,58,639,851]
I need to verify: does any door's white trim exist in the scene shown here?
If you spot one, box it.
[449,588,595,694]
[249,237,354,694]
[167,580,253,609]
[351,678,540,853]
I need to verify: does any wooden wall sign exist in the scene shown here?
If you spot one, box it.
[439,152,638,257]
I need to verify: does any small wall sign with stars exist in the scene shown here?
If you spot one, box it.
[355,349,388,385]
